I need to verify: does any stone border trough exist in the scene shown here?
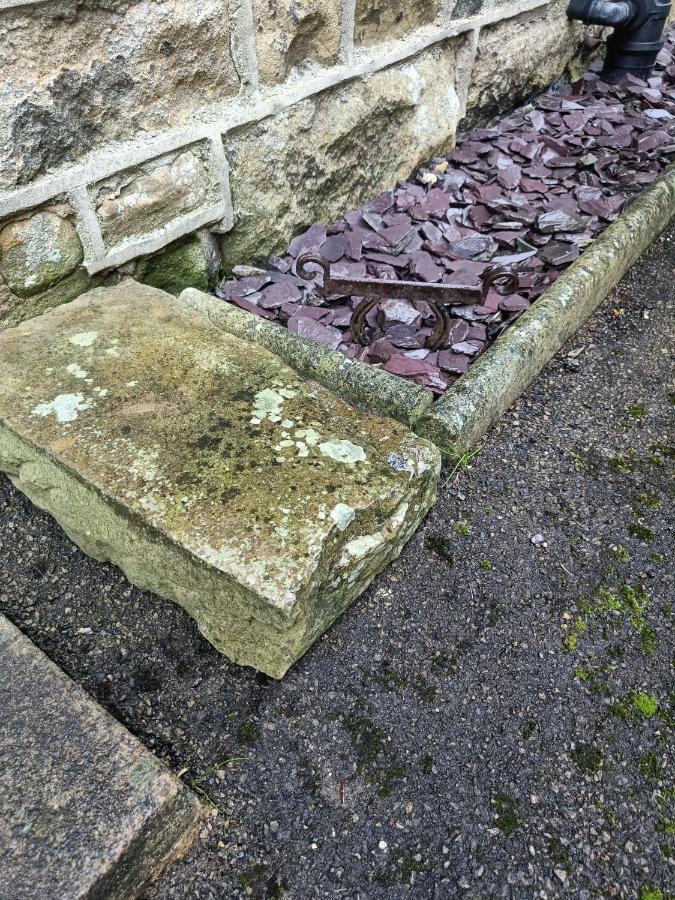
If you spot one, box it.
[181,162,675,456]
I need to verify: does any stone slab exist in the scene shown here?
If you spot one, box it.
[0,615,201,900]
[0,281,440,677]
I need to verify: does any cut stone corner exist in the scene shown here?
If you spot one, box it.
[0,280,440,678]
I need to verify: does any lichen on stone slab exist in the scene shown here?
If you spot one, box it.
[0,280,440,676]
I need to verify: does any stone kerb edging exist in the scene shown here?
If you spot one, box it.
[181,164,675,456]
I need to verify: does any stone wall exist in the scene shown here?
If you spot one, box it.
[0,0,590,328]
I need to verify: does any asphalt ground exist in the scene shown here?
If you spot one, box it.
[1,225,673,899]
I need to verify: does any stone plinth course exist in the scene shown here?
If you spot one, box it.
[0,282,440,677]
[0,615,201,900]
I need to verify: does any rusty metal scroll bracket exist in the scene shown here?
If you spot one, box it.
[296,253,519,350]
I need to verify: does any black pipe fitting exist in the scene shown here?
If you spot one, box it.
[567,0,672,82]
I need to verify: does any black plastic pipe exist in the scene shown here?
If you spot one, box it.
[567,0,672,82]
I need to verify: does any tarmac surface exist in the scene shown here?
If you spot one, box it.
[1,225,673,899]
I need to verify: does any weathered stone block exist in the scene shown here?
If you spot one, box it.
[464,1,587,126]
[354,0,442,45]
[253,0,341,84]
[0,210,83,296]
[221,38,464,268]
[0,268,95,331]
[0,615,201,900]
[138,238,214,296]
[0,0,239,187]
[95,150,214,248]
[0,282,440,677]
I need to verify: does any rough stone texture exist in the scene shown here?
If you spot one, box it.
[354,0,442,46]
[449,0,512,16]
[0,0,239,188]
[417,164,675,453]
[138,240,213,296]
[96,151,213,248]
[0,281,440,677]
[180,288,435,426]
[0,0,592,283]
[221,38,464,268]
[0,210,83,296]
[0,615,201,900]
[464,1,588,126]
[0,268,95,332]
[253,0,341,84]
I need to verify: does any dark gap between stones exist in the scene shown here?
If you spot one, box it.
[215,29,675,396]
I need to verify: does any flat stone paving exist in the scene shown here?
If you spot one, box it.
[0,229,672,897]
[0,281,439,677]
[0,615,201,900]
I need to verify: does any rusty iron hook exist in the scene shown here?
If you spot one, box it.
[296,252,520,350]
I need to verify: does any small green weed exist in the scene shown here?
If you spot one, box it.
[238,721,260,745]
[638,752,660,780]
[426,533,454,563]
[629,521,655,543]
[444,445,482,483]
[547,836,570,865]
[632,691,659,718]
[563,617,586,652]
[639,886,665,900]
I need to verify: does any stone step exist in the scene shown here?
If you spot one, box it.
[0,281,440,677]
[0,615,201,900]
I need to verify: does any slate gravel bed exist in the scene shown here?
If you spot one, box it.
[216,28,675,395]
[1,223,673,899]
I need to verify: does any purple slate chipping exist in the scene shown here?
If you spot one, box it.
[451,340,484,356]
[288,317,343,349]
[258,282,302,308]
[383,355,430,377]
[438,351,470,374]
[213,28,675,394]
[377,299,423,329]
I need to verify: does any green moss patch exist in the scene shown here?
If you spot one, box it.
[492,793,520,836]
[571,744,604,775]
